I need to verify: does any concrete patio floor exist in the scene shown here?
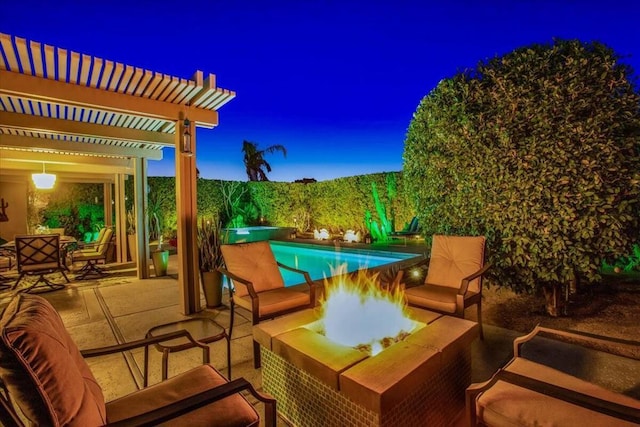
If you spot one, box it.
[1,252,636,425]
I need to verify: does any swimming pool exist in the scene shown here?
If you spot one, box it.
[269,241,420,286]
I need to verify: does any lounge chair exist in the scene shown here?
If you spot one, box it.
[466,326,640,426]
[402,235,490,339]
[390,216,422,240]
[218,241,316,368]
[69,227,113,279]
[0,293,277,427]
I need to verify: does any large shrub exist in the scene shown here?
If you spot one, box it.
[404,39,640,296]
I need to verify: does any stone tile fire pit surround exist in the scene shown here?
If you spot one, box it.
[255,307,479,426]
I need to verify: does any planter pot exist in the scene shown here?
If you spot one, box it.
[127,234,137,262]
[201,270,223,308]
[151,250,169,277]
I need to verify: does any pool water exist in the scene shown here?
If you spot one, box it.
[269,241,419,286]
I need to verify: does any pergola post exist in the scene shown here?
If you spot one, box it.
[175,118,201,314]
[114,174,128,264]
[133,157,150,279]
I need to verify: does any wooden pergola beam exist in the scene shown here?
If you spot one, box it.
[0,111,175,146]
[0,70,219,126]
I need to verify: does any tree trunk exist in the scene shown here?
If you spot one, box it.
[542,282,568,317]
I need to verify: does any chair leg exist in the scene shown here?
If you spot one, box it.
[477,301,484,340]
[253,340,261,369]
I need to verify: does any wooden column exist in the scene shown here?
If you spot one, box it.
[175,118,201,314]
[114,174,128,264]
[133,157,150,279]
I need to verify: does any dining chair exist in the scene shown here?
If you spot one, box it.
[13,234,69,293]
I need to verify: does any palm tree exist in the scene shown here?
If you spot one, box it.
[242,140,287,181]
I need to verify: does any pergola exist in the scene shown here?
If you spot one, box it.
[0,32,235,314]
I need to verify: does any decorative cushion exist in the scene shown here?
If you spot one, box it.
[0,294,107,426]
[426,235,485,292]
[221,241,285,297]
[476,358,640,426]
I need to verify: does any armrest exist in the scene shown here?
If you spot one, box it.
[458,262,491,295]
[277,262,316,305]
[466,366,640,425]
[514,325,640,360]
[107,377,277,427]
[80,330,209,358]
[217,267,258,299]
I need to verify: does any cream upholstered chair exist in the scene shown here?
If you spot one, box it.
[466,326,640,426]
[0,293,276,427]
[403,235,490,339]
[219,241,316,368]
[69,228,113,280]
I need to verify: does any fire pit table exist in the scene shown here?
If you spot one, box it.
[254,307,479,427]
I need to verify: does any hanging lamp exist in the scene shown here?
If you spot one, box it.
[32,163,56,189]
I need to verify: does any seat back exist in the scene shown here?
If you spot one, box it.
[0,294,107,426]
[95,228,113,256]
[94,227,107,245]
[426,235,485,292]
[220,241,284,297]
[14,234,62,274]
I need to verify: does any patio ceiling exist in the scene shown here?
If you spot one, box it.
[0,32,236,180]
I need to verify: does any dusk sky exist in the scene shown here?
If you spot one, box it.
[1,1,639,182]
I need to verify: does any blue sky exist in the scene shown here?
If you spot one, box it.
[1,1,639,182]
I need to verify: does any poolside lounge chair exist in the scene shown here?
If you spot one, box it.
[390,216,422,239]
[0,293,277,427]
[219,241,316,368]
[69,227,113,280]
[402,235,490,339]
[466,326,640,426]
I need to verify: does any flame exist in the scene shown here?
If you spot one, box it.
[313,264,421,356]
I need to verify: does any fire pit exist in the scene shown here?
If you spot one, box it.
[254,269,479,426]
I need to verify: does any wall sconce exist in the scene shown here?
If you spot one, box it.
[181,118,193,157]
[32,163,56,190]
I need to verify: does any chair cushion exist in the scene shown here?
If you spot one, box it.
[221,241,284,297]
[105,364,259,427]
[426,235,485,292]
[0,294,107,426]
[235,288,311,318]
[404,284,458,313]
[476,357,640,426]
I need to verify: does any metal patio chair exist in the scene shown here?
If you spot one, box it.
[13,234,69,293]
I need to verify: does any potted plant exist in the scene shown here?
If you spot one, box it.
[197,216,225,308]
[126,209,137,262]
[150,212,169,277]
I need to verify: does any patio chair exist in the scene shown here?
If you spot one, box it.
[390,216,422,240]
[466,326,640,426]
[13,234,69,293]
[0,249,14,289]
[69,227,113,280]
[218,241,317,368]
[402,235,490,339]
[0,293,276,427]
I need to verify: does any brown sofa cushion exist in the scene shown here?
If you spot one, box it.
[0,294,107,426]
[404,284,458,314]
[221,241,285,297]
[476,357,640,426]
[426,235,485,292]
[106,364,259,426]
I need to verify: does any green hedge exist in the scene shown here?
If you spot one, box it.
[404,39,640,294]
